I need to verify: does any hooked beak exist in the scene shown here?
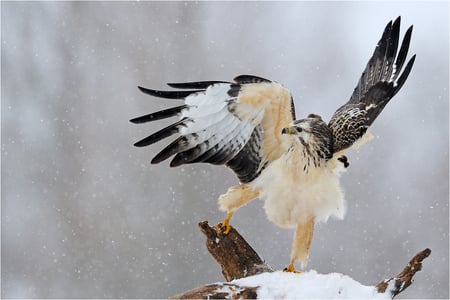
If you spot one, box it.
[281,126,294,135]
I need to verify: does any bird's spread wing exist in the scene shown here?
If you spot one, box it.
[329,16,416,153]
[131,75,296,183]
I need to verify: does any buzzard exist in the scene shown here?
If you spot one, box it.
[131,17,415,272]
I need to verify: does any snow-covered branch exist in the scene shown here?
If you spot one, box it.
[170,221,431,299]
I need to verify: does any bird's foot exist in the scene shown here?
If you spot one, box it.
[215,212,234,235]
[217,222,232,235]
[283,263,301,274]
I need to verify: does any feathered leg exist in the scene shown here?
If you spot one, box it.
[285,217,315,272]
[217,184,259,234]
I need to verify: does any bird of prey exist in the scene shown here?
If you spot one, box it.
[131,17,415,272]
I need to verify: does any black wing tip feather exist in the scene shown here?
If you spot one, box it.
[138,75,270,100]
[166,80,230,89]
[376,17,399,60]
[150,135,199,166]
[365,18,416,104]
[169,153,190,167]
[133,118,187,148]
[393,22,415,89]
[150,139,182,164]
[350,17,414,103]
[377,19,416,95]
[233,75,271,84]
[392,16,401,28]
[386,16,400,31]
[134,139,152,147]
[137,86,159,96]
[406,24,413,34]
[393,23,413,74]
[138,85,202,99]
[394,54,416,92]
[130,104,188,124]
[130,117,144,124]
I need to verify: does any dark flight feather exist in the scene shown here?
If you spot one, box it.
[329,16,415,153]
[130,105,188,124]
[167,81,230,89]
[234,75,271,84]
[133,118,190,147]
[394,54,416,93]
[226,126,264,183]
[151,136,193,164]
[392,25,413,82]
[138,86,202,99]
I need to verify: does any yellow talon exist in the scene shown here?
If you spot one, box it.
[218,212,234,235]
[283,262,301,274]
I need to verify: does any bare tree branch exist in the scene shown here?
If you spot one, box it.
[170,283,257,300]
[376,248,431,298]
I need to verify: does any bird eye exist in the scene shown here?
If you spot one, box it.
[297,127,303,132]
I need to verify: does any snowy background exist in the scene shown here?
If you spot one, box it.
[2,2,448,299]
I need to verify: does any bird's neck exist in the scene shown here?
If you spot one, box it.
[287,139,330,174]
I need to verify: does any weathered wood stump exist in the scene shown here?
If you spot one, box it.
[170,221,431,299]
[199,220,273,281]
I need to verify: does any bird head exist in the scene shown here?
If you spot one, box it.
[282,114,334,159]
[282,114,326,141]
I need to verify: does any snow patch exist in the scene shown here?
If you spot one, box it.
[214,283,245,295]
[232,270,390,299]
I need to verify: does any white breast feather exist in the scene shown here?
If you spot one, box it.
[251,143,347,228]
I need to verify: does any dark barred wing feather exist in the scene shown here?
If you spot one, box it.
[131,75,291,183]
[329,16,416,153]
